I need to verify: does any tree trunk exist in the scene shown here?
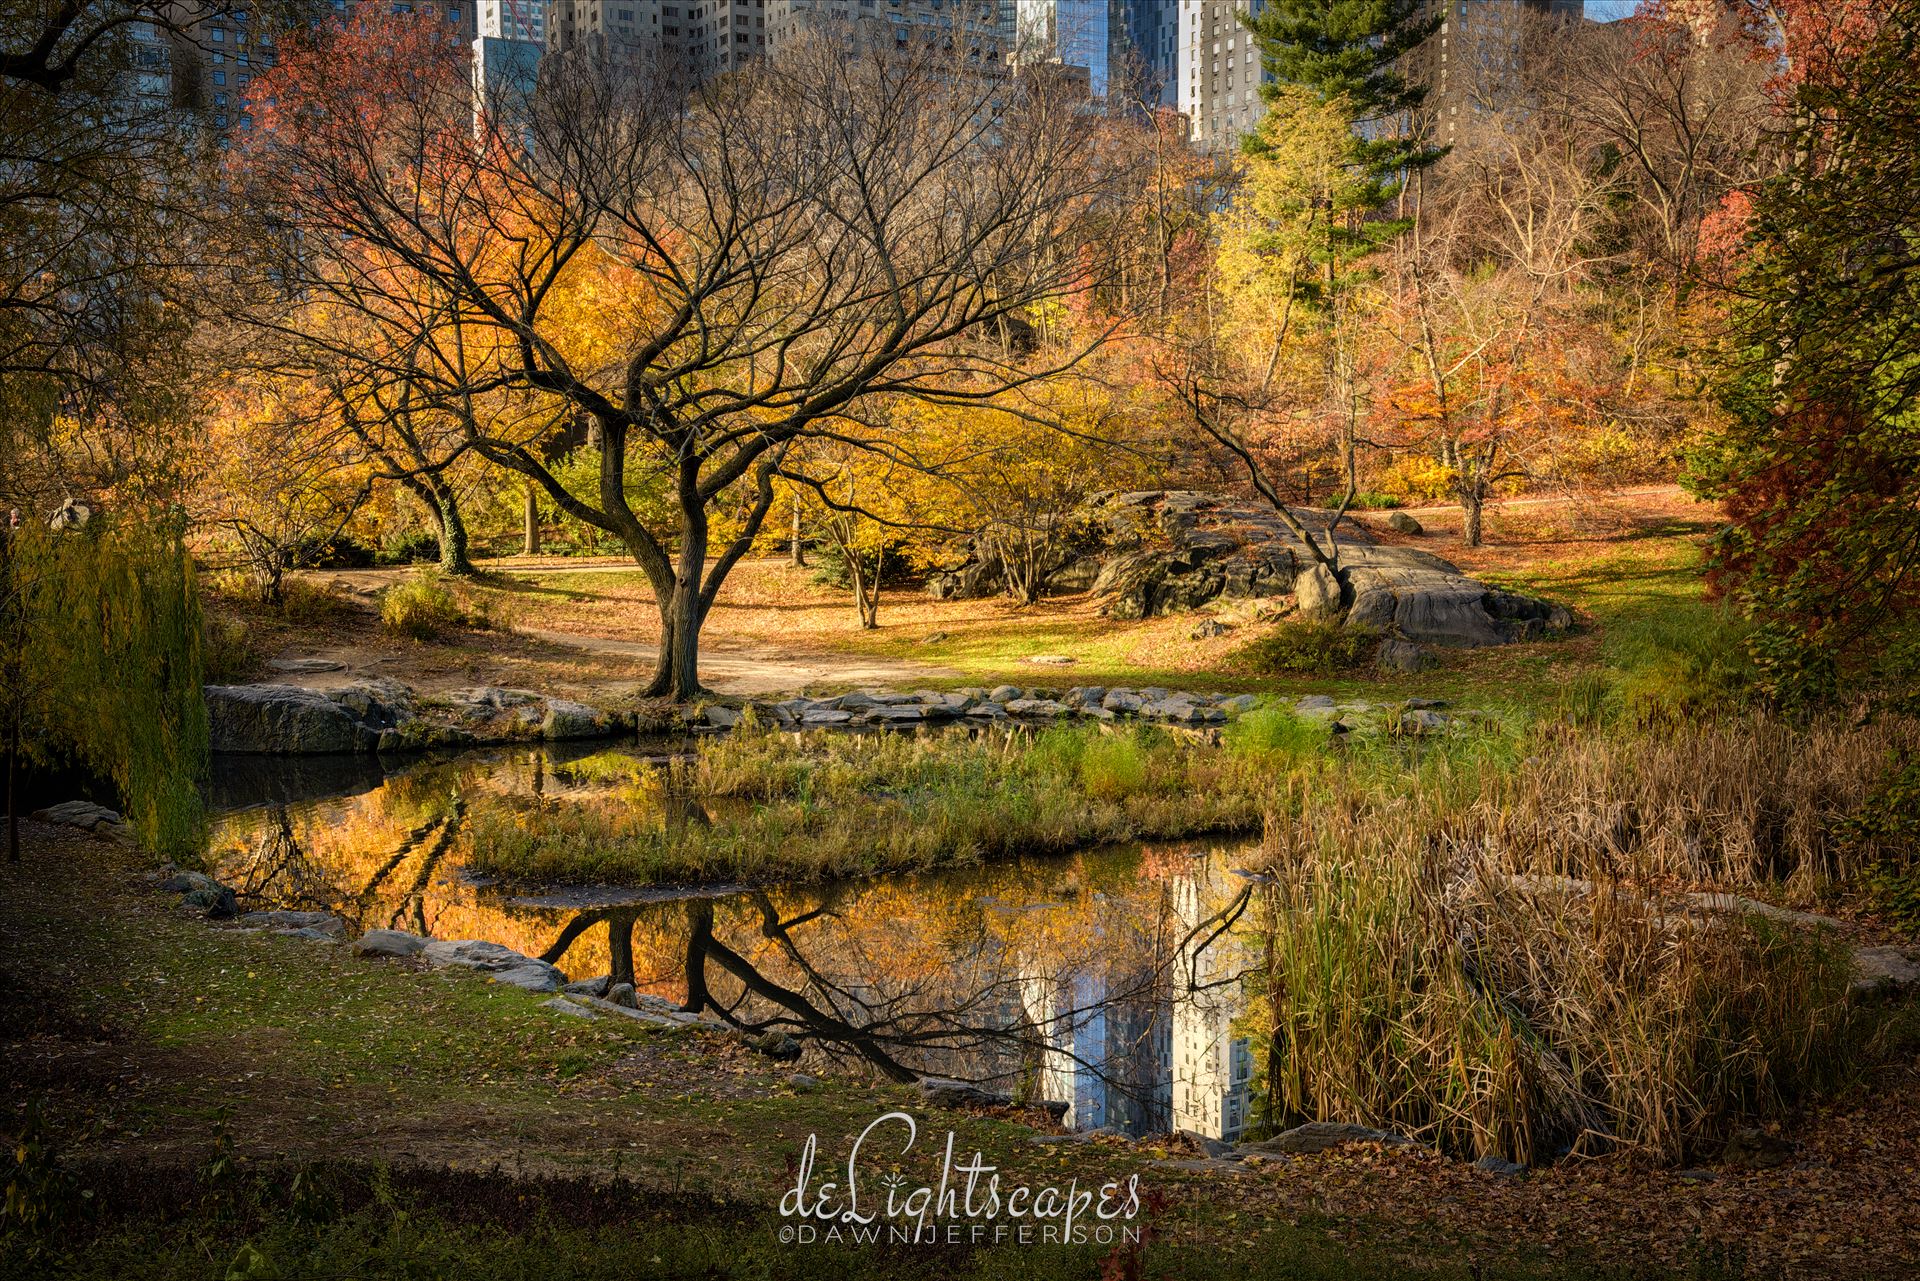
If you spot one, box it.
[522,485,539,556]
[433,484,473,576]
[5,709,18,864]
[788,503,805,568]
[665,513,707,700]
[1462,487,1485,548]
[608,915,635,987]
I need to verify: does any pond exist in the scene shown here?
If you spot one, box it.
[206,741,1269,1141]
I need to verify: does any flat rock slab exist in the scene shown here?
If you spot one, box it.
[422,939,563,992]
[1240,1121,1416,1156]
[539,997,597,1018]
[239,910,346,937]
[353,929,429,958]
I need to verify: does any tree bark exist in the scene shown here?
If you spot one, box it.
[433,483,473,576]
[788,502,805,568]
[522,484,540,556]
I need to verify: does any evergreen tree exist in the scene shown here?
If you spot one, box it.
[1240,0,1446,290]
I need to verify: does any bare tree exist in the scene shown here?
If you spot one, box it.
[233,15,1135,699]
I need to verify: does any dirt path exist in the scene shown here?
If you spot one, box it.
[512,627,958,697]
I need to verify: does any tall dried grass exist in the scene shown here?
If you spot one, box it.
[1253,714,1918,1165]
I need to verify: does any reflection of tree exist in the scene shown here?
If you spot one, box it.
[523,873,1263,1123]
[219,806,342,911]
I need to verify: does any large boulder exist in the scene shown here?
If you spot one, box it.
[206,684,378,754]
[1077,492,1566,649]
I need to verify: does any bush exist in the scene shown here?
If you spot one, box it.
[1344,491,1404,510]
[278,577,347,625]
[201,615,261,683]
[379,573,483,640]
[1236,620,1380,675]
[376,530,441,566]
[287,534,376,569]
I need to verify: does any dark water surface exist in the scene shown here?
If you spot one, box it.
[207,743,1266,1138]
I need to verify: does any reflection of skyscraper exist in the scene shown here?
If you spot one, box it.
[1170,872,1255,1140]
[1014,0,1172,103]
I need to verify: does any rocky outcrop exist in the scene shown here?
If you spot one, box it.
[30,801,131,840]
[206,681,630,756]
[1074,492,1569,649]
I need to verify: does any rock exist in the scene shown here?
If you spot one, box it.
[834,691,883,710]
[563,975,612,998]
[539,997,597,1018]
[266,657,347,674]
[1217,694,1259,715]
[987,685,1023,702]
[1852,946,1920,997]
[1474,1155,1526,1177]
[799,709,853,726]
[180,885,239,919]
[159,870,223,895]
[1102,689,1144,715]
[1242,1121,1414,1156]
[1387,511,1423,535]
[239,910,346,938]
[491,964,564,993]
[920,631,951,645]
[206,683,381,754]
[1026,654,1078,666]
[704,705,742,730]
[1377,639,1438,673]
[1295,694,1337,714]
[1720,1127,1795,1170]
[279,926,339,942]
[1547,604,1576,632]
[867,706,927,725]
[353,929,428,958]
[541,698,611,740]
[785,1072,819,1091]
[917,1077,1011,1109]
[1149,1158,1257,1175]
[1399,709,1450,735]
[607,982,639,1009]
[31,801,131,838]
[1178,1130,1239,1160]
[1294,563,1345,620]
[1676,1169,1719,1183]
[1005,698,1070,718]
[422,939,562,993]
[1190,618,1232,639]
[743,1030,803,1061]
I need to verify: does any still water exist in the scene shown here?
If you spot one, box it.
[207,742,1268,1140]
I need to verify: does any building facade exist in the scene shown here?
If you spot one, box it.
[1174,0,1266,152]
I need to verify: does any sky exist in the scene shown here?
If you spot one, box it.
[1585,1,1643,19]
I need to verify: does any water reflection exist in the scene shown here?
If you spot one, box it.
[208,745,1266,1139]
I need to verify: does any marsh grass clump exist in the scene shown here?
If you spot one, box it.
[1247,715,1920,1165]
[1236,620,1381,675]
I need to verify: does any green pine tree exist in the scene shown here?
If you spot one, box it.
[1239,0,1446,289]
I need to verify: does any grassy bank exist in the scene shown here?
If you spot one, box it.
[463,711,1522,888]
[8,827,1836,1279]
[1244,713,1920,1165]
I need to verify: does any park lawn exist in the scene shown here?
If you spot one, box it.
[0,826,1757,1281]
[456,491,1723,719]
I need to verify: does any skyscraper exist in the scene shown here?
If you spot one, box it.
[1175,0,1267,152]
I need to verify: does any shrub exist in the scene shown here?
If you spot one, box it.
[202,615,261,683]
[376,530,441,566]
[1236,620,1380,675]
[379,573,482,640]
[278,577,347,625]
[288,534,376,569]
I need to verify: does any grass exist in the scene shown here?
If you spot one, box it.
[5,829,1801,1280]
[379,571,492,640]
[462,712,1523,888]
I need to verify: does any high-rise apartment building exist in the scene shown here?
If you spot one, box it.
[546,0,769,80]
[1013,0,1176,105]
[1412,0,1585,149]
[1177,0,1589,155]
[479,0,546,41]
[1175,0,1266,152]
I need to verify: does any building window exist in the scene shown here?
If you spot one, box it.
[209,27,224,41]
[213,70,226,84]
[215,92,228,106]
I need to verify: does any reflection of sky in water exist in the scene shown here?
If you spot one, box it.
[208,746,1266,1139]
